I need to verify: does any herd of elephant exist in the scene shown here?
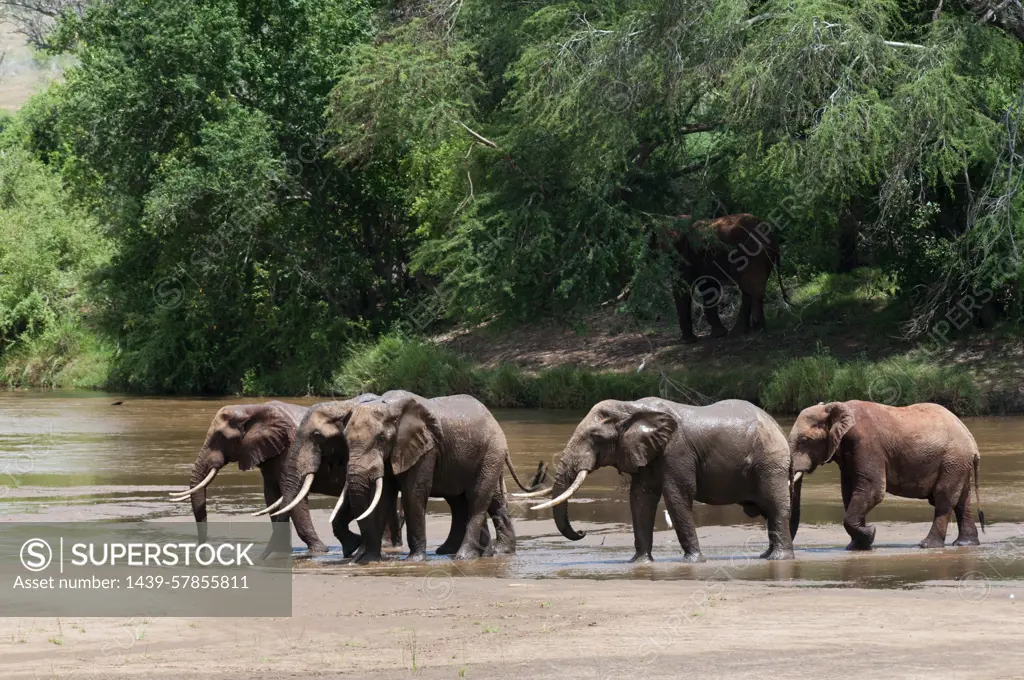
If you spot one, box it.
[169,391,985,563]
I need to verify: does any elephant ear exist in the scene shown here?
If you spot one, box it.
[390,398,442,475]
[237,403,298,471]
[824,402,855,464]
[616,408,677,474]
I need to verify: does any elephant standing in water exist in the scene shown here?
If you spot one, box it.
[534,398,796,562]
[655,213,788,343]
[315,392,536,563]
[788,400,984,550]
[260,392,495,561]
[169,397,400,556]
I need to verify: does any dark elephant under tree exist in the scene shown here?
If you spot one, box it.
[655,213,789,343]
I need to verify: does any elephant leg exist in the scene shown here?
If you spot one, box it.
[673,282,697,343]
[331,501,363,558]
[436,495,469,555]
[759,496,794,561]
[662,477,702,562]
[731,293,753,336]
[952,476,980,546]
[289,499,328,554]
[628,469,663,564]
[454,482,495,561]
[400,482,430,562]
[843,481,884,550]
[699,280,728,338]
[488,490,516,556]
[751,295,767,332]
[382,492,404,549]
[920,474,961,549]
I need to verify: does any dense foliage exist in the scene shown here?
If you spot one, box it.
[1,0,1022,393]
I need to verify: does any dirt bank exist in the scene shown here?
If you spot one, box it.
[2,573,1021,679]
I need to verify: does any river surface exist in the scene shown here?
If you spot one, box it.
[2,391,1024,587]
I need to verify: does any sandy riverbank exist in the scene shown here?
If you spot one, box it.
[3,515,1024,679]
[2,574,1022,679]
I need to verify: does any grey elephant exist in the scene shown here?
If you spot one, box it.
[336,392,536,562]
[170,397,400,557]
[533,398,795,562]
[788,400,984,550]
[259,391,495,561]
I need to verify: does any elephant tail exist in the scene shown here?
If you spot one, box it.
[505,454,546,492]
[974,453,985,533]
[773,248,792,306]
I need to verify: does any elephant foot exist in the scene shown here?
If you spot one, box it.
[952,535,980,547]
[435,542,459,555]
[760,546,794,561]
[453,547,482,561]
[353,551,383,565]
[709,326,728,339]
[306,541,329,554]
[406,551,429,562]
[680,552,704,563]
[492,542,516,556]
[628,553,654,564]
[681,334,699,345]
[339,536,362,558]
[918,536,947,549]
[844,524,876,551]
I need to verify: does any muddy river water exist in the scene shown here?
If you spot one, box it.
[3,391,1024,588]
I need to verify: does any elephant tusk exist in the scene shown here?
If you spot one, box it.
[169,468,218,499]
[531,471,587,511]
[328,483,348,524]
[354,478,384,522]
[511,486,553,499]
[270,474,314,517]
[793,471,803,484]
[663,509,674,528]
[251,497,284,517]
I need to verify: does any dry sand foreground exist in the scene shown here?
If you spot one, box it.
[1,574,1022,679]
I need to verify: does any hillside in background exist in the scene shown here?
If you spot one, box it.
[0,22,61,111]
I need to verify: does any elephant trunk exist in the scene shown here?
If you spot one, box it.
[188,449,225,543]
[550,459,590,541]
[790,473,803,541]
[279,438,322,509]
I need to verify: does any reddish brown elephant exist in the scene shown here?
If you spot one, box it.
[656,213,788,342]
[788,400,985,550]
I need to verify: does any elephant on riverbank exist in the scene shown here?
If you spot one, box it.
[533,398,795,562]
[326,392,537,562]
[261,392,494,561]
[169,397,400,556]
[788,400,985,550]
[654,213,788,343]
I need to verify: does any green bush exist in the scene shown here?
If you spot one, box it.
[335,336,985,415]
[761,352,982,415]
[0,145,110,388]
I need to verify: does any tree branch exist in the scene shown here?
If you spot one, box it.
[457,121,500,149]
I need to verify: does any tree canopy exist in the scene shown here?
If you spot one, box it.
[2,0,1022,392]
